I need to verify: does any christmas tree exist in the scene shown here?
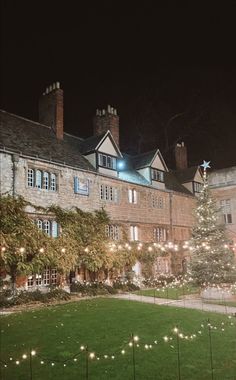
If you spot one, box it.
[189,161,236,286]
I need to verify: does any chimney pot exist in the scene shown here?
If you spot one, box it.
[38,83,64,140]
[175,142,188,170]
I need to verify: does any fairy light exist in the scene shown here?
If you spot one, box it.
[80,345,85,351]
[39,248,44,253]
[89,352,95,359]
[133,335,139,342]
[22,354,27,359]
[16,360,20,365]
[61,248,66,253]
[31,350,36,356]
[19,247,25,253]
[121,350,125,354]
[1,247,6,252]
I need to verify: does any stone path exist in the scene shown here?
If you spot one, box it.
[112,293,236,315]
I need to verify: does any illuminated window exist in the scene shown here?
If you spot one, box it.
[130,225,138,241]
[128,189,137,204]
[35,170,42,189]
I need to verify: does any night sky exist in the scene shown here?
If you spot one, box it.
[1,1,236,169]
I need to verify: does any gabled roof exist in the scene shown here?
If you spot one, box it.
[80,130,123,157]
[164,172,193,195]
[173,166,200,183]
[132,148,168,171]
[79,132,107,154]
[0,110,95,171]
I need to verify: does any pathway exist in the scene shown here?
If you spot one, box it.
[112,293,236,315]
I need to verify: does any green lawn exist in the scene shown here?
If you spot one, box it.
[1,298,235,380]
[134,284,200,300]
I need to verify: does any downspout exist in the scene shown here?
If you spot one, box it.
[12,154,19,197]
[169,192,173,240]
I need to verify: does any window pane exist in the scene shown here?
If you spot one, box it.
[51,221,58,237]
[27,275,34,287]
[50,174,56,191]
[27,169,34,187]
[37,220,43,230]
[43,221,50,236]
[43,268,50,285]
[35,170,42,188]
[51,269,57,285]
[43,172,49,190]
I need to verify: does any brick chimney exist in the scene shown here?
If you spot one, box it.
[175,142,188,170]
[93,105,120,147]
[38,82,64,140]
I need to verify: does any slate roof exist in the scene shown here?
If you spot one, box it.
[0,110,95,171]
[0,109,195,196]
[132,150,156,169]
[80,132,107,154]
[173,166,199,183]
[118,170,150,186]
[164,172,192,195]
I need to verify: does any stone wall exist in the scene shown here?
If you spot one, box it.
[0,152,196,243]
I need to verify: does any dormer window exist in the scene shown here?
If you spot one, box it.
[151,169,164,182]
[98,153,117,170]
[193,182,203,193]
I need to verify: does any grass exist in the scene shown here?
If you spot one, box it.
[1,298,236,380]
[134,284,200,300]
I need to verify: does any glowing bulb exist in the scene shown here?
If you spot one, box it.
[22,354,27,359]
[31,350,36,356]
[61,248,66,253]
[39,248,44,253]
[89,352,95,359]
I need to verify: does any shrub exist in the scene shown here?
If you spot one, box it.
[0,288,70,308]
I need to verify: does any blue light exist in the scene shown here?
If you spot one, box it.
[117,160,125,170]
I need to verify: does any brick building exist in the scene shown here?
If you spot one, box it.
[0,83,204,289]
[209,167,236,251]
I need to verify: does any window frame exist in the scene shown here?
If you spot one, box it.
[98,152,117,170]
[151,168,164,183]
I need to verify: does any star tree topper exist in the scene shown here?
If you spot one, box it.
[200,160,211,171]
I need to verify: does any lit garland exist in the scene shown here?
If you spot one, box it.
[1,316,235,370]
